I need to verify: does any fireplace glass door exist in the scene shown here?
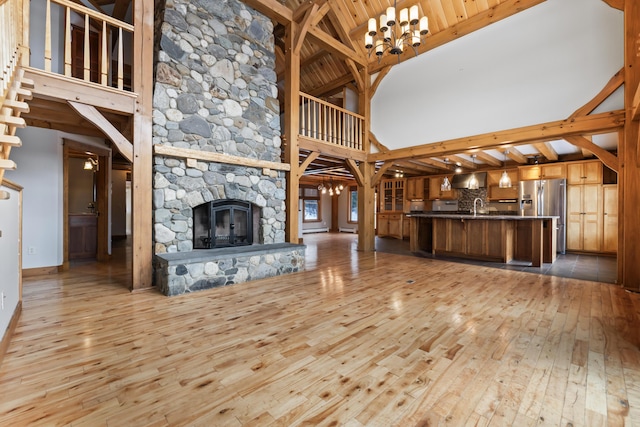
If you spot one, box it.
[193,200,253,249]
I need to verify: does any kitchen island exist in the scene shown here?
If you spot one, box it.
[409,213,558,267]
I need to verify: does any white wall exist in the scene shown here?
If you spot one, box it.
[372,0,624,149]
[29,0,65,73]
[7,127,109,269]
[0,184,21,341]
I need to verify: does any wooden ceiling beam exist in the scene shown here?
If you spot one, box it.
[368,110,625,163]
[602,0,624,10]
[447,155,476,169]
[367,0,547,74]
[564,135,619,172]
[534,141,559,161]
[407,158,449,171]
[473,151,502,167]
[502,147,528,164]
[570,67,624,119]
[307,26,366,66]
[242,0,293,25]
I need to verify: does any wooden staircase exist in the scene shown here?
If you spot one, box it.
[0,49,33,199]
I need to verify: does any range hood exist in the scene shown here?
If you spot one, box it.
[451,172,487,189]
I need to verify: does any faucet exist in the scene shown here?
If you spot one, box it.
[473,198,484,217]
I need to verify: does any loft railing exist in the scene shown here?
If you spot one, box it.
[34,0,134,90]
[299,92,365,151]
[0,0,23,105]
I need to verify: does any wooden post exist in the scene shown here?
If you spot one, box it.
[621,0,640,289]
[131,0,153,290]
[358,65,375,252]
[284,21,300,244]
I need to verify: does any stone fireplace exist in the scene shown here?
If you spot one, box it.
[152,0,305,296]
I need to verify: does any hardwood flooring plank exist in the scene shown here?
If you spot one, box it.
[0,234,639,426]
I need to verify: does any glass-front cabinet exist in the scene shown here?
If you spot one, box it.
[381,179,405,212]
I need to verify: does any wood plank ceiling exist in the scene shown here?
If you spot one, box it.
[277,0,620,182]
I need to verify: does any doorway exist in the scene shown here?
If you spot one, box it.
[63,139,110,267]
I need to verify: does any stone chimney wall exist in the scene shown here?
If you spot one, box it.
[152,0,285,254]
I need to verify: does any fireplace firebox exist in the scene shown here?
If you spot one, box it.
[193,200,253,249]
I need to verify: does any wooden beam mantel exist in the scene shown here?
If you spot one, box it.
[368,110,625,163]
[154,144,291,172]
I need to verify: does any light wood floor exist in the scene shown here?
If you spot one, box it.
[1,233,640,426]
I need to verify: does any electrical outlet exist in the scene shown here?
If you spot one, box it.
[28,247,36,255]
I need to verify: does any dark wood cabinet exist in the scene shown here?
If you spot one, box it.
[69,214,98,259]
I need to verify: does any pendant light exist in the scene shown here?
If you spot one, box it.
[499,150,512,188]
[467,155,479,190]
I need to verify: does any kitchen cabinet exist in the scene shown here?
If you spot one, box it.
[486,169,518,200]
[406,177,426,200]
[377,213,403,239]
[380,179,405,212]
[602,184,618,253]
[428,175,457,200]
[567,161,602,185]
[567,184,602,252]
[518,163,566,181]
[402,214,411,239]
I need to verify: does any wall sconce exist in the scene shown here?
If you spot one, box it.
[84,158,98,171]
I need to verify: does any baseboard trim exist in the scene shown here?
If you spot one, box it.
[22,266,61,277]
[0,301,22,369]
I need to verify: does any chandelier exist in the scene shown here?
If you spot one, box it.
[467,154,479,190]
[365,1,429,61]
[318,179,344,196]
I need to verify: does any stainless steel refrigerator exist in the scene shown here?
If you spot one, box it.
[519,179,567,254]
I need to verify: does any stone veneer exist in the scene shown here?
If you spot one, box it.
[152,0,304,295]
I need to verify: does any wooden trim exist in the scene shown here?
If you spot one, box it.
[307,26,366,66]
[563,135,618,172]
[23,67,137,115]
[534,141,559,161]
[131,0,154,290]
[344,158,364,187]
[370,66,391,99]
[620,0,640,289]
[372,161,393,187]
[294,4,317,55]
[368,110,625,163]
[22,266,60,277]
[284,22,301,243]
[67,101,133,162]
[0,301,21,369]
[570,67,624,119]
[242,0,293,25]
[601,0,623,10]
[154,145,291,172]
[298,136,367,161]
[631,82,640,121]
[298,151,319,177]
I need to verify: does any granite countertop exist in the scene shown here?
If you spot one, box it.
[409,213,559,220]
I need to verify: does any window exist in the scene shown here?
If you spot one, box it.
[349,186,358,223]
[302,186,321,222]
